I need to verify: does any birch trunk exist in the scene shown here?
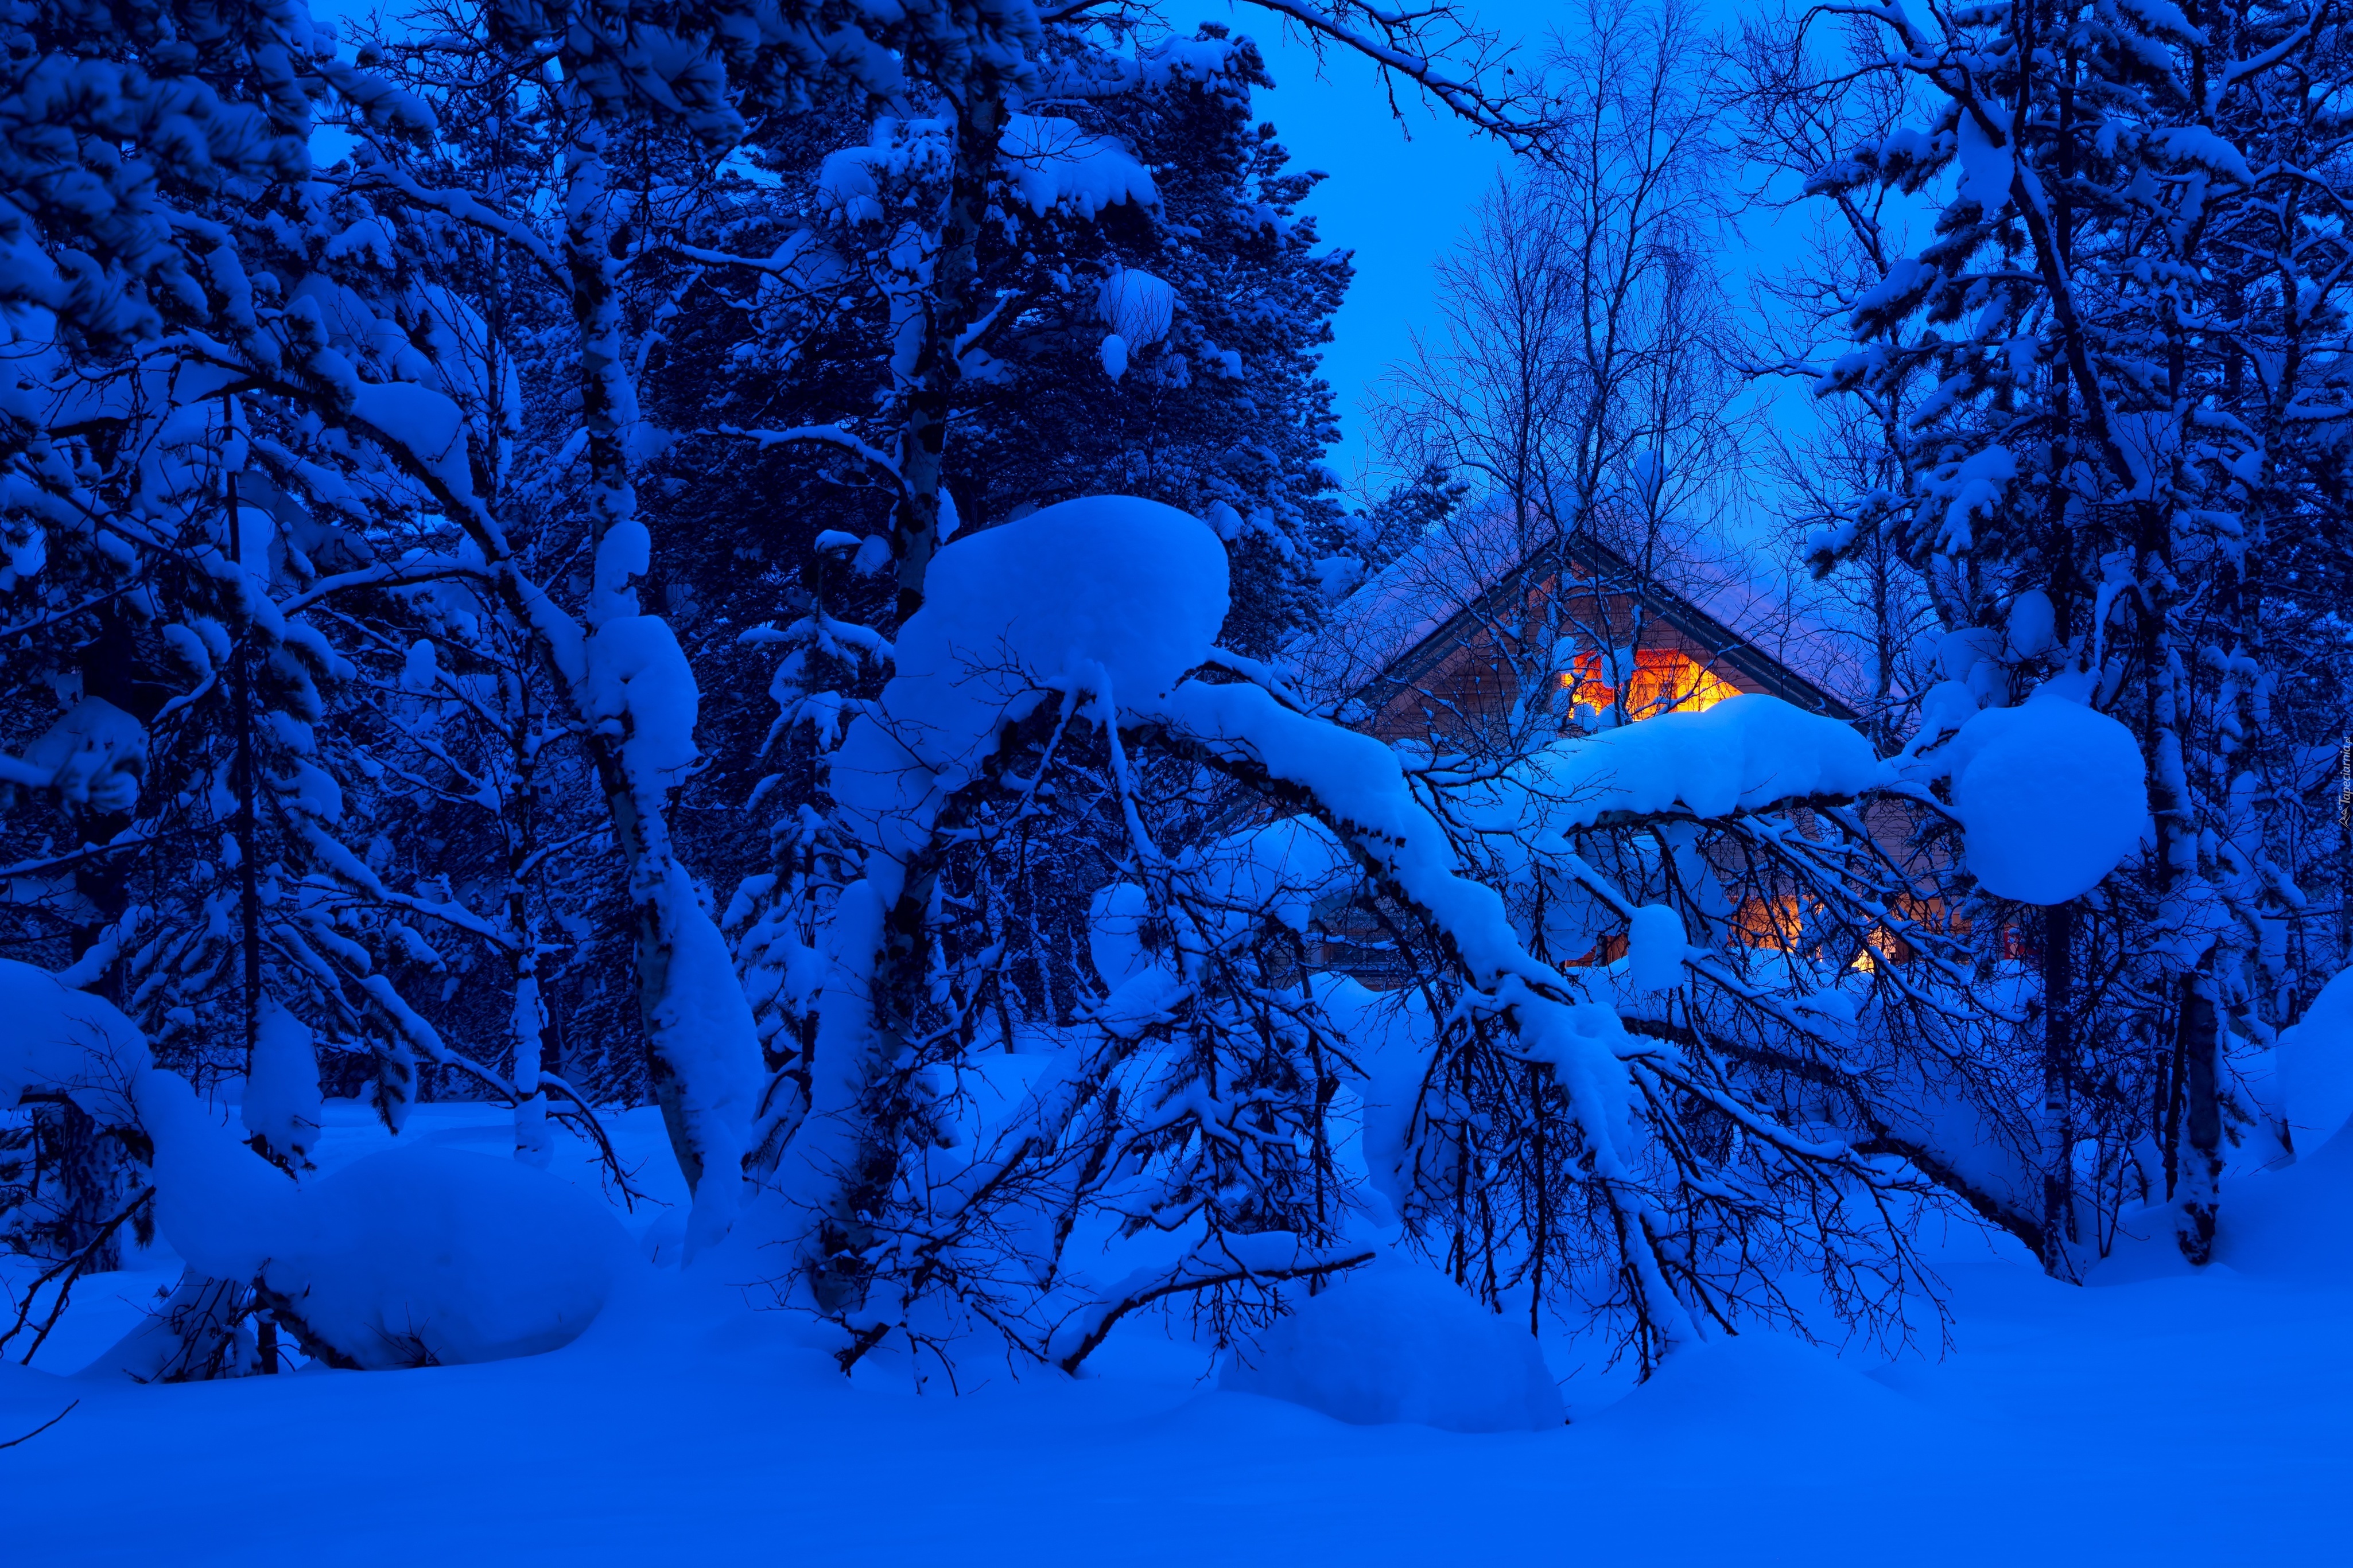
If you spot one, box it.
[558,115,757,1222]
[803,80,1011,1314]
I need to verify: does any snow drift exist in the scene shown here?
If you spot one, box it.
[131,1066,635,1369]
[1221,1252,1565,1433]
[2278,967,2353,1152]
[3,959,632,1372]
[260,1146,633,1369]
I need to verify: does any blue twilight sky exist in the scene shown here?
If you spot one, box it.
[1242,11,1521,493]
[1239,1,1851,504]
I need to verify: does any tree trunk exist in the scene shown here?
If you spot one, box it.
[891,84,1006,621]
[227,445,265,1084]
[560,114,757,1212]
[2176,958,2222,1264]
[802,78,1012,1316]
[2040,900,2075,1276]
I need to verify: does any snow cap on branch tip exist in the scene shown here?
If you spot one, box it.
[593,518,652,617]
[1518,695,1878,829]
[1933,625,2005,705]
[1955,102,2014,213]
[1928,446,2016,553]
[1001,116,1158,219]
[1089,882,1155,989]
[1184,816,1357,948]
[2006,590,2056,662]
[844,495,1230,792]
[1097,268,1174,347]
[585,614,701,790]
[244,999,324,1168]
[19,698,147,814]
[1946,684,2148,905]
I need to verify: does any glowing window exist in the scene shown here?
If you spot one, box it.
[1561,648,1741,721]
[1732,894,1804,950]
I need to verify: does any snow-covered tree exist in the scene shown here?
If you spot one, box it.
[1739,0,2353,1266]
[9,0,2161,1400]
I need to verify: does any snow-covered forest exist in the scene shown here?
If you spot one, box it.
[4,0,2350,1557]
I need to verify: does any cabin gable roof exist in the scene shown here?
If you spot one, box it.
[1336,526,1862,729]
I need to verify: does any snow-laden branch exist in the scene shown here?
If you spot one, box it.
[1048,1234,1376,1372]
[713,422,904,488]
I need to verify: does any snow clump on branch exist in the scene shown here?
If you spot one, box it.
[832,495,1230,845]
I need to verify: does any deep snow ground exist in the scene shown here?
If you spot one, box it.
[5,1102,2346,1566]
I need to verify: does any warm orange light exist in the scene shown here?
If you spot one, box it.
[1733,895,1804,950]
[1561,649,1739,721]
[1855,898,1960,968]
[1853,925,1903,970]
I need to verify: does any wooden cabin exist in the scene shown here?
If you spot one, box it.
[1295,519,1881,986]
[1341,526,1861,744]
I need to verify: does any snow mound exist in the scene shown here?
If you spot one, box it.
[0,958,149,1122]
[2201,1106,2353,1285]
[0,1357,70,1420]
[1221,1253,1563,1433]
[2278,968,2353,1152]
[1947,690,2146,904]
[1588,1331,1915,1438]
[265,1147,634,1369]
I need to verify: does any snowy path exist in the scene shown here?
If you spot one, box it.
[5,1103,2344,1565]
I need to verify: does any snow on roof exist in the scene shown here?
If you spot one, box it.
[1287,496,1868,721]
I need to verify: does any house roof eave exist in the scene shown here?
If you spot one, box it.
[1350,527,1862,727]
